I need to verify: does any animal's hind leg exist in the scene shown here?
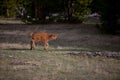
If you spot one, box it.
[30,39,36,50]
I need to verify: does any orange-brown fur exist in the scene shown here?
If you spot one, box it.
[30,32,57,50]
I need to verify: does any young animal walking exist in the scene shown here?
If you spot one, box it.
[30,32,57,50]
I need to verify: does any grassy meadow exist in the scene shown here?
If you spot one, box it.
[0,24,120,80]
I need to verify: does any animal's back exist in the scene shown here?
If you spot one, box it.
[31,32,48,42]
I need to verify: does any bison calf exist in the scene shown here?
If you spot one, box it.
[30,32,57,50]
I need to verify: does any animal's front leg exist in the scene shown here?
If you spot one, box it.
[44,42,49,50]
[46,42,49,50]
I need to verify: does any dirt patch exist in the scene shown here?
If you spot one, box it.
[11,60,41,66]
[10,60,42,70]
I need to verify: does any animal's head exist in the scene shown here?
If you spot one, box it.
[49,34,57,40]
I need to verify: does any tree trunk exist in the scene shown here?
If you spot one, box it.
[64,0,73,21]
[6,8,9,17]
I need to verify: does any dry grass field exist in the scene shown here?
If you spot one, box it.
[0,24,120,80]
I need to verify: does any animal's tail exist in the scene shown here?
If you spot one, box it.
[30,32,34,36]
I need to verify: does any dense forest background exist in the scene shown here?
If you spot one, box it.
[0,0,120,34]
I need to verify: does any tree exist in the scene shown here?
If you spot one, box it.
[90,0,120,34]
[64,0,74,21]
[64,0,92,22]
[15,0,32,18]
[33,0,64,20]
[18,0,64,22]
[0,0,93,23]
[22,0,92,23]
[0,0,16,17]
